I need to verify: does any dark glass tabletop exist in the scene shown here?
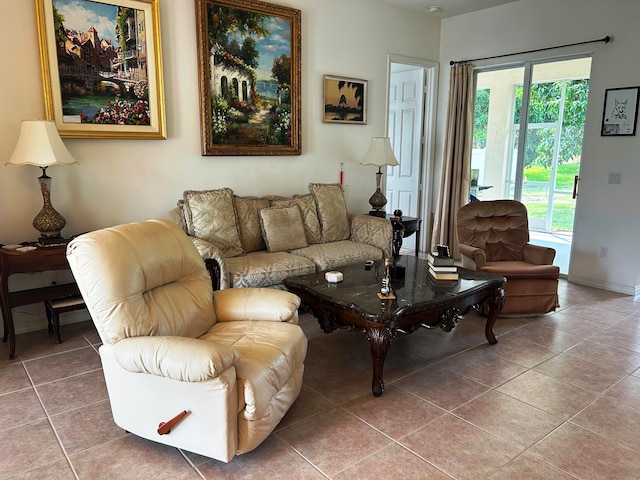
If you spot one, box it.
[284,255,505,318]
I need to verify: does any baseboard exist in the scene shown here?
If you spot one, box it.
[567,274,636,296]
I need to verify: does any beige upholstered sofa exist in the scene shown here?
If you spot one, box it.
[66,219,307,462]
[165,183,393,290]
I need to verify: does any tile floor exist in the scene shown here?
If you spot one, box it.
[2,279,640,479]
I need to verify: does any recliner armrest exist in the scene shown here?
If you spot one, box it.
[522,243,556,265]
[213,288,301,324]
[113,336,240,382]
[459,243,486,269]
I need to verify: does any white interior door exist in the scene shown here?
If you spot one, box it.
[386,68,424,250]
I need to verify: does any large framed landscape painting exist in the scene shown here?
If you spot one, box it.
[195,0,301,156]
[35,0,166,139]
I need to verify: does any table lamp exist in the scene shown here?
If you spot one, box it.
[6,120,78,245]
[360,137,399,217]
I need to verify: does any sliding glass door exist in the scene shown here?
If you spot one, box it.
[472,57,592,274]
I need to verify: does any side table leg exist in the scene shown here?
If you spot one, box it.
[365,326,392,396]
[485,287,505,345]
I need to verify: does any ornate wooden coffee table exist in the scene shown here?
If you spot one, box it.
[284,255,506,396]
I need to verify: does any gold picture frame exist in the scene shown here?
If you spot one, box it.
[195,0,301,156]
[323,75,367,125]
[35,0,166,139]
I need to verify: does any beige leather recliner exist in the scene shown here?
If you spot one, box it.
[457,200,560,315]
[66,219,307,462]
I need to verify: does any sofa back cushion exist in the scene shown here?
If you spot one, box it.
[259,206,308,252]
[270,194,322,245]
[182,188,244,257]
[235,196,270,252]
[309,183,350,243]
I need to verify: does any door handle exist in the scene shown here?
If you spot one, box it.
[573,175,579,199]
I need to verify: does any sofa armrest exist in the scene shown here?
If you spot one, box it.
[523,243,556,265]
[349,214,393,259]
[190,237,230,290]
[112,336,240,382]
[459,243,486,270]
[213,288,301,324]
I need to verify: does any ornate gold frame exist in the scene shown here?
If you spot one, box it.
[195,0,301,155]
[35,0,166,139]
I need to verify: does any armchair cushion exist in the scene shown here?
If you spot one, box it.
[113,336,240,382]
[183,188,244,258]
[259,206,308,253]
[309,183,350,242]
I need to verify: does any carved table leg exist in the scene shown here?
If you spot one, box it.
[485,287,505,344]
[365,326,392,396]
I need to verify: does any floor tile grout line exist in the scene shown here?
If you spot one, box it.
[177,448,207,479]
[22,356,81,480]
[271,434,332,479]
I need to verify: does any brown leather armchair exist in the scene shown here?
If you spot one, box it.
[457,200,559,315]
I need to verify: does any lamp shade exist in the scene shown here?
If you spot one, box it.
[360,137,399,167]
[6,120,78,167]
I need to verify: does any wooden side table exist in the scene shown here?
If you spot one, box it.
[385,214,422,256]
[0,243,80,359]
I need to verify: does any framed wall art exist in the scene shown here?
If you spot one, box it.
[35,0,166,139]
[195,0,301,156]
[601,86,639,136]
[323,75,367,125]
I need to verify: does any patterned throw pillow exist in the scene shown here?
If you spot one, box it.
[182,188,244,257]
[308,183,350,243]
[259,206,308,253]
[270,194,322,244]
[234,196,270,252]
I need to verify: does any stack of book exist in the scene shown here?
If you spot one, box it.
[427,251,459,282]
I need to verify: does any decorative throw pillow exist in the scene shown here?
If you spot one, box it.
[182,188,244,257]
[259,206,308,253]
[270,194,322,244]
[234,196,270,252]
[308,183,350,243]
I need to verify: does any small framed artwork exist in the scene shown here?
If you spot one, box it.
[35,0,166,139]
[323,75,368,124]
[601,86,640,136]
[195,0,301,156]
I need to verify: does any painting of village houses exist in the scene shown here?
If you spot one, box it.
[49,0,152,127]
[197,0,301,155]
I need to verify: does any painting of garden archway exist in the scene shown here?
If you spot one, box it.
[196,0,301,155]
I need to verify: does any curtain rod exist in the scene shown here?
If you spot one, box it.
[449,35,611,66]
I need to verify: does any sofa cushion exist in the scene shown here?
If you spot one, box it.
[235,196,270,253]
[225,251,316,288]
[270,194,322,245]
[260,206,308,253]
[183,188,244,257]
[309,183,350,243]
[292,240,383,271]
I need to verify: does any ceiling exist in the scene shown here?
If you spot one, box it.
[379,0,521,18]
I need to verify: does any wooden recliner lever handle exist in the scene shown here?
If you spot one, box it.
[157,410,189,435]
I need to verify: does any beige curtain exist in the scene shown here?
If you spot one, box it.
[431,64,474,258]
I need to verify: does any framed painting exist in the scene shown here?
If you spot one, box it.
[35,0,166,139]
[323,75,367,125]
[601,86,640,136]
[195,0,301,156]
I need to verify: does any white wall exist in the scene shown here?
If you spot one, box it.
[0,0,440,333]
[439,0,640,295]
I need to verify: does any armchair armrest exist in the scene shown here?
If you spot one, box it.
[349,214,393,259]
[459,243,486,269]
[112,336,240,382]
[523,243,556,265]
[213,288,301,324]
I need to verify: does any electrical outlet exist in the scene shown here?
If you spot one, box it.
[608,172,621,184]
[599,246,608,258]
